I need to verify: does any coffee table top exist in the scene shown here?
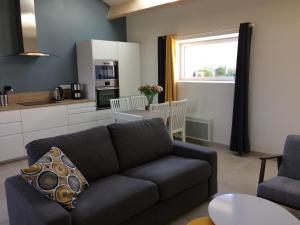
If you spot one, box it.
[208,194,299,225]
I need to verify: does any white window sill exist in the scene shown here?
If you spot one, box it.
[176,80,235,84]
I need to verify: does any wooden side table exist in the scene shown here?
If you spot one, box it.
[187,216,214,225]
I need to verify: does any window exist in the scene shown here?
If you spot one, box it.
[178,33,239,82]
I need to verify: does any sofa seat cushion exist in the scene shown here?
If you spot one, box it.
[257,176,300,209]
[70,175,159,225]
[26,126,119,183]
[123,155,211,200]
[107,118,173,171]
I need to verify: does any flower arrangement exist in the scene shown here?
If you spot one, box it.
[138,84,163,110]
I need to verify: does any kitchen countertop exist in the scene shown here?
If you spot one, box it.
[0,99,96,112]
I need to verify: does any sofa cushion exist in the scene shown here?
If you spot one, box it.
[257,176,300,209]
[70,175,159,225]
[26,126,119,183]
[107,118,173,171]
[123,155,211,200]
[21,147,89,210]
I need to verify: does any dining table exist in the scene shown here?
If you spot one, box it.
[113,109,161,123]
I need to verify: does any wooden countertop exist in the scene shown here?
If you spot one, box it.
[0,99,95,112]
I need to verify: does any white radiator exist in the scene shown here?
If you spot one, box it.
[185,116,212,142]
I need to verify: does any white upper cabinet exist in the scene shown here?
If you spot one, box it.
[118,42,141,97]
[21,106,68,133]
[92,40,118,60]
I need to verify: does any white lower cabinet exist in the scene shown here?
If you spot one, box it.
[97,119,114,126]
[0,102,116,162]
[23,126,69,146]
[69,121,98,133]
[0,134,24,161]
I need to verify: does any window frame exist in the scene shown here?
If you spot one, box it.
[177,33,239,83]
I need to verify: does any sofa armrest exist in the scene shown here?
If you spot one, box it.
[172,140,218,196]
[5,175,72,225]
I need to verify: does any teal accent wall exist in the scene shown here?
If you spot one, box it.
[0,0,126,92]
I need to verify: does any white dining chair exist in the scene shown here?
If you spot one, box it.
[131,95,147,110]
[169,99,188,142]
[149,102,170,125]
[110,97,132,122]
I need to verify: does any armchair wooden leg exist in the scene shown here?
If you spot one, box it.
[259,159,266,184]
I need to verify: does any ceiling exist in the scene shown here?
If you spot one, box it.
[102,0,131,6]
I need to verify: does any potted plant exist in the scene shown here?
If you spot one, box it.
[138,84,163,110]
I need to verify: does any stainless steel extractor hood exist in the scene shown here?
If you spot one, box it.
[16,0,50,56]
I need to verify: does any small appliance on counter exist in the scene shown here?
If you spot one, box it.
[52,87,64,101]
[71,83,83,99]
[0,86,14,106]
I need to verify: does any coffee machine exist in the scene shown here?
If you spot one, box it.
[71,83,83,99]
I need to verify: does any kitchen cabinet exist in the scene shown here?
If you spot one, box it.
[0,101,115,162]
[0,110,24,161]
[97,109,114,126]
[0,135,24,162]
[21,106,68,133]
[23,127,69,146]
[77,40,141,100]
[118,42,141,97]
[92,40,118,60]
[68,102,97,133]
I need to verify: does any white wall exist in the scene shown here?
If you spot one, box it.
[126,0,300,154]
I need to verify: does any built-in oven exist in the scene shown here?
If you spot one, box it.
[94,60,120,110]
[96,87,119,109]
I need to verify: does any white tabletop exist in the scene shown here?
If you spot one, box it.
[209,194,299,225]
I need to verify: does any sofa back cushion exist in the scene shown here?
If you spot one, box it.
[26,126,119,182]
[107,118,173,171]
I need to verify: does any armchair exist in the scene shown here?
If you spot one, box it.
[257,135,300,210]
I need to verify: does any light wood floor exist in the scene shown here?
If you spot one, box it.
[0,147,299,225]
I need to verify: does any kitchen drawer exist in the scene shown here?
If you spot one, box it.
[0,134,25,161]
[0,122,22,137]
[97,119,114,126]
[21,106,68,133]
[69,121,98,133]
[69,111,97,125]
[68,106,96,115]
[0,110,21,124]
[97,109,113,120]
[23,126,69,146]
[67,102,96,110]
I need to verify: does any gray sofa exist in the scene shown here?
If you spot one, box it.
[5,118,217,225]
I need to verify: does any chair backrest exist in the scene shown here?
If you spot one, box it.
[278,135,300,180]
[110,97,132,113]
[131,95,147,110]
[169,99,188,133]
[149,102,170,125]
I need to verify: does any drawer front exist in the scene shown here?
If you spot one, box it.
[67,102,96,110]
[21,106,68,133]
[68,106,96,115]
[69,121,98,133]
[97,119,114,126]
[69,111,97,125]
[0,110,21,124]
[97,109,113,120]
[23,126,69,146]
[0,122,22,137]
[0,134,25,161]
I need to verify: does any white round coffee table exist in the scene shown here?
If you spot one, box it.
[208,193,299,225]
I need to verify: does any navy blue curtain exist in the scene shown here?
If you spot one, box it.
[230,23,253,154]
[158,36,167,103]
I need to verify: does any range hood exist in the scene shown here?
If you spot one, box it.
[16,0,50,56]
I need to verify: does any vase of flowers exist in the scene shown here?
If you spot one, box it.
[138,84,164,110]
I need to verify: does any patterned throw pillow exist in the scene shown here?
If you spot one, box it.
[21,147,89,210]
